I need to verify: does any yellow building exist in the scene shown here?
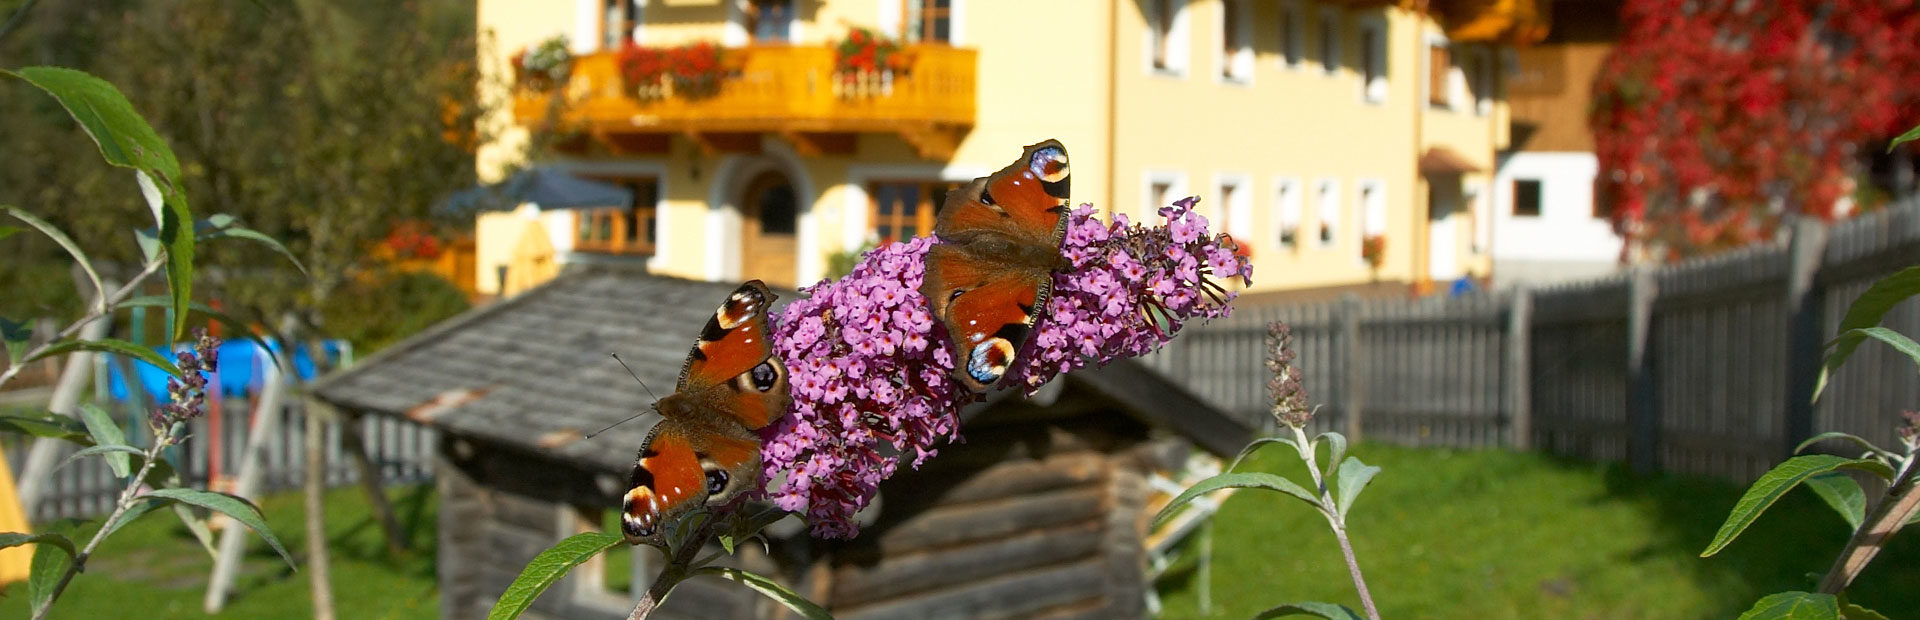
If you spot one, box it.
[472,0,1545,296]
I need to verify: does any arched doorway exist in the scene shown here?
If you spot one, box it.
[739,170,798,287]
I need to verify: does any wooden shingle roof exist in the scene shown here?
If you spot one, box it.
[311,266,1251,474]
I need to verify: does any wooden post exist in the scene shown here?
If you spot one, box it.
[304,401,335,620]
[338,408,409,556]
[1339,294,1364,442]
[1783,216,1830,458]
[206,347,288,612]
[1505,287,1534,450]
[1626,266,1661,474]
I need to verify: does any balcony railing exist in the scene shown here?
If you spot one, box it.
[514,44,977,159]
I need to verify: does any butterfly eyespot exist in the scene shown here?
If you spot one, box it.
[749,362,780,391]
[966,338,1017,384]
[705,469,729,495]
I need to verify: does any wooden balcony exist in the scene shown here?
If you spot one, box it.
[1318,0,1549,45]
[514,44,976,159]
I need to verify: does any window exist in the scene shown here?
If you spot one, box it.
[748,0,794,42]
[1512,179,1543,217]
[1315,179,1340,248]
[1358,179,1385,261]
[1319,10,1340,76]
[601,0,639,49]
[1150,181,1172,209]
[575,177,659,255]
[1428,42,1453,108]
[1144,170,1188,215]
[1359,20,1386,103]
[906,0,954,43]
[1274,178,1302,248]
[1147,0,1189,75]
[1220,0,1251,82]
[1468,47,1492,115]
[1217,175,1251,240]
[1279,2,1303,68]
[870,180,958,242]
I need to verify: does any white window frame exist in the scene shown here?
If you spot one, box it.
[1357,15,1388,104]
[1278,1,1305,70]
[1218,0,1254,84]
[1214,172,1253,240]
[1357,178,1386,266]
[1273,176,1303,250]
[1314,177,1341,249]
[1144,0,1193,77]
[1318,8,1341,77]
[1143,169,1191,214]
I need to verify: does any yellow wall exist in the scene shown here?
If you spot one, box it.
[473,0,1513,294]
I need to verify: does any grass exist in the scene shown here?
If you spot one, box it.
[0,484,439,619]
[1153,443,1920,620]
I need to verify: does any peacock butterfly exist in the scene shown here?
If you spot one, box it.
[621,280,790,546]
[922,139,1071,393]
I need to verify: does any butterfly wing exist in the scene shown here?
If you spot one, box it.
[622,280,790,546]
[923,140,1071,393]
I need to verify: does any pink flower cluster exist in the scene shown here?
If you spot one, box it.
[759,198,1251,538]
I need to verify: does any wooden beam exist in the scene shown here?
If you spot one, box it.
[831,520,1105,608]
[683,130,761,155]
[597,131,670,156]
[781,131,857,156]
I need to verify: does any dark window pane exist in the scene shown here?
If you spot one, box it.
[901,186,921,217]
[900,225,916,239]
[760,183,797,235]
[877,187,895,215]
[598,213,613,240]
[877,225,893,240]
[625,208,640,242]
[1514,179,1543,216]
[932,18,949,42]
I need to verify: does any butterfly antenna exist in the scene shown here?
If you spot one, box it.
[584,353,662,439]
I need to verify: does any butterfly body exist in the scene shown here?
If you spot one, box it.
[623,281,790,546]
[922,140,1072,393]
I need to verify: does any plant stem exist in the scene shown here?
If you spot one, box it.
[1294,426,1382,620]
[31,429,171,620]
[1817,454,1920,594]
[0,258,167,390]
[628,520,717,620]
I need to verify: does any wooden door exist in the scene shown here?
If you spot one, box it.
[740,171,797,287]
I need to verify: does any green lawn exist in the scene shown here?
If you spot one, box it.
[1,484,440,619]
[1153,443,1920,620]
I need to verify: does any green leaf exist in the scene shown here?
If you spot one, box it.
[1815,267,1920,400]
[697,567,836,620]
[29,540,70,616]
[0,316,29,363]
[137,171,195,340]
[1320,431,1349,475]
[0,532,76,559]
[1819,327,1920,404]
[485,532,621,620]
[27,338,183,378]
[1153,471,1318,529]
[0,224,20,241]
[117,295,279,368]
[173,502,219,559]
[199,220,308,276]
[1254,601,1367,619]
[1737,591,1840,620]
[1890,123,1920,153]
[1228,436,1296,473]
[0,413,90,442]
[77,403,131,477]
[1839,593,1892,620]
[0,205,105,307]
[144,488,295,567]
[96,496,170,547]
[1803,472,1866,532]
[1795,431,1898,460]
[1703,455,1891,557]
[54,444,145,476]
[1333,457,1381,518]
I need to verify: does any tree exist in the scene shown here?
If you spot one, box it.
[1590,0,1920,257]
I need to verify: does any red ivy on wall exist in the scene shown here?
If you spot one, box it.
[1590,0,1920,256]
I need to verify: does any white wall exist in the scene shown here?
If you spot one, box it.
[1491,151,1622,287]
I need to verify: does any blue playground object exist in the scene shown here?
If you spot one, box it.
[106,340,348,401]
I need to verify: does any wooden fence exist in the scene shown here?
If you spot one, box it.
[3,400,435,523]
[1145,199,1920,482]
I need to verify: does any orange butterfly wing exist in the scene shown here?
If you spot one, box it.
[922,140,1071,392]
[622,281,790,546]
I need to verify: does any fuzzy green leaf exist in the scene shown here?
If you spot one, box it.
[199,220,308,276]
[486,532,622,620]
[1228,436,1296,472]
[1333,457,1381,518]
[96,497,170,549]
[1737,592,1840,620]
[698,567,836,620]
[0,224,19,241]
[1,205,105,307]
[54,444,145,476]
[1153,471,1317,529]
[1815,267,1920,400]
[1704,455,1890,557]
[1320,431,1350,474]
[1890,123,1920,153]
[0,316,29,363]
[1795,431,1898,460]
[28,540,69,616]
[0,532,76,559]
[1254,601,1367,619]
[1818,327,1920,403]
[77,403,131,476]
[144,488,295,567]
[0,413,90,442]
[1839,593,1892,620]
[28,338,183,378]
[136,171,194,340]
[1803,472,1866,532]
